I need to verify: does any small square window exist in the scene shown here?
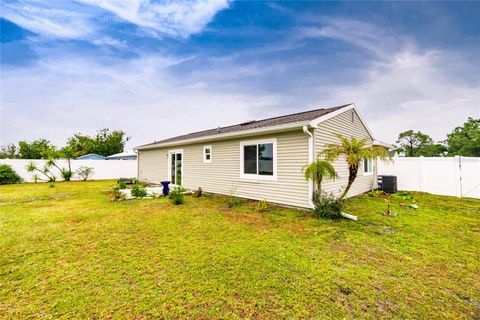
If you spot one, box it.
[203,145,212,163]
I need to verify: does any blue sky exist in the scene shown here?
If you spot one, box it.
[1,0,479,149]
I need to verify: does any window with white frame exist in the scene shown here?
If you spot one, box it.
[363,158,373,175]
[240,139,276,180]
[203,145,212,163]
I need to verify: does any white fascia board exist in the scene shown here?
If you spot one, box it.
[135,121,308,151]
[309,104,375,140]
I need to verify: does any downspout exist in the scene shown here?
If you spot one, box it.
[134,149,139,181]
[303,125,314,209]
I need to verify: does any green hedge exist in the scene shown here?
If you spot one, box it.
[0,164,22,185]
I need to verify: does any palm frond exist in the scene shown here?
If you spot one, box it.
[26,161,37,172]
[320,133,392,200]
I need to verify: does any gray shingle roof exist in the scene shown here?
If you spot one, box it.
[137,104,351,148]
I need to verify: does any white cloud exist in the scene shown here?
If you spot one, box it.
[1,14,478,149]
[317,49,480,143]
[0,55,279,148]
[297,19,480,143]
[0,1,95,38]
[79,0,231,37]
[0,0,230,40]
[92,37,127,48]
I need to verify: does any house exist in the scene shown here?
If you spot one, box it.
[76,153,106,160]
[106,150,137,160]
[374,140,398,157]
[135,104,376,209]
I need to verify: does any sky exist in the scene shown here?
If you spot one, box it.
[1,0,479,150]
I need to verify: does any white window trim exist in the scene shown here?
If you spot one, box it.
[363,158,373,176]
[203,145,212,163]
[239,138,277,181]
[167,149,184,186]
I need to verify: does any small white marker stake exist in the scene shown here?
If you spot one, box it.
[341,212,358,221]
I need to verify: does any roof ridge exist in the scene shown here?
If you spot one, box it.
[199,103,351,131]
[136,104,352,149]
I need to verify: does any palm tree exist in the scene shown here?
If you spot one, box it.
[302,159,337,199]
[321,133,390,200]
[60,146,75,181]
[26,161,55,182]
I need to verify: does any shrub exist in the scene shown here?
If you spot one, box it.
[227,197,242,208]
[367,190,385,197]
[131,185,147,198]
[118,182,127,189]
[169,187,185,205]
[76,166,94,181]
[0,164,22,184]
[118,178,136,185]
[255,198,269,212]
[313,192,345,219]
[392,191,415,201]
[60,168,74,181]
[109,185,125,201]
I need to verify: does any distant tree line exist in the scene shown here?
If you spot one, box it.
[0,129,130,159]
[394,117,479,157]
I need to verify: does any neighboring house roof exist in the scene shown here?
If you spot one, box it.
[373,140,397,157]
[106,151,137,159]
[76,153,106,160]
[373,140,394,149]
[388,150,399,157]
[136,103,359,150]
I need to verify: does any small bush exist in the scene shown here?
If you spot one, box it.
[392,191,415,201]
[227,197,242,208]
[118,182,128,189]
[109,185,125,201]
[255,198,269,212]
[0,164,22,184]
[60,169,73,181]
[76,166,94,181]
[367,190,385,197]
[313,192,345,219]
[49,183,55,188]
[118,178,137,185]
[169,187,185,205]
[131,185,147,198]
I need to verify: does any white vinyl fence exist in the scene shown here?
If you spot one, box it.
[377,156,480,199]
[0,159,137,182]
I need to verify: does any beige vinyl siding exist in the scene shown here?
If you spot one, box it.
[314,108,375,197]
[138,130,311,208]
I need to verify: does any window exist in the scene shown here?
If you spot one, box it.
[363,158,373,175]
[203,145,212,163]
[240,139,277,180]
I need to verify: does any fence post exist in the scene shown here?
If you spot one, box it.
[419,156,424,192]
[454,155,462,197]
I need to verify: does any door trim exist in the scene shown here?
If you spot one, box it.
[167,149,184,187]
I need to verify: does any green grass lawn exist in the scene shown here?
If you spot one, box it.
[1,181,479,319]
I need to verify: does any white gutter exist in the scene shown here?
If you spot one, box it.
[302,125,315,209]
[135,120,309,151]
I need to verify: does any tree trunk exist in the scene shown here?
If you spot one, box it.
[339,165,358,200]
